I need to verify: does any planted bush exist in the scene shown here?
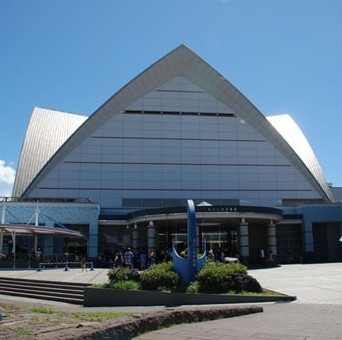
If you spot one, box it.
[186,280,201,294]
[95,280,141,290]
[107,267,140,283]
[139,262,180,291]
[196,262,248,293]
[110,280,142,291]
[104,261,262,295]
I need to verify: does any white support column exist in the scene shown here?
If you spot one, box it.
[267,220,277,256]
[147,221,157,255]
[1,204,5,224]
[132,223,140,254]
[35,206,39,227]
[239,218,249,265]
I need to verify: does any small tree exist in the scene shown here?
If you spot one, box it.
[140,262,180,291]
[196,262,247,293]
[107,267,140,282]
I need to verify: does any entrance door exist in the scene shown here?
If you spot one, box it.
[313,223,329,262]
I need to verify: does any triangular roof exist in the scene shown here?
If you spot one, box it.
[13,107,87,197]
[267,113,331,201]
[18,45,333,202]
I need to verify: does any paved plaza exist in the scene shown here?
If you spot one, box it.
[1,263,342,339]
[138,263,342,340]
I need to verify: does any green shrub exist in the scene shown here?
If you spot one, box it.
[106,261,258,295]
[226,262,248,275]
[107,267,140,282]
[196,262,248,293]
[186,281,201,294]
[140,262,180,291]
[110,280,142,291]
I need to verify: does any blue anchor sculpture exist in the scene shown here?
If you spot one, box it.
[172,199,206,284]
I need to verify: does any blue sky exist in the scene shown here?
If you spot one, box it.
[1,0,341,196]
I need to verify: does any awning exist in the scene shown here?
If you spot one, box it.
[0,224,85,238]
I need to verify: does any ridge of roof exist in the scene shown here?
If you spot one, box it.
[19,45,333,202]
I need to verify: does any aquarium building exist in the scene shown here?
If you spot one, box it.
[2,45,342,265]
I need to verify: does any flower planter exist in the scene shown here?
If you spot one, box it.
[83,287,295,307]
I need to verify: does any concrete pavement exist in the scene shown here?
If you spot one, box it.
[251,263,342,305]
[136,263,342,340]
[136,303,342,340]
[1,263,342,339]
[0,265,110,285]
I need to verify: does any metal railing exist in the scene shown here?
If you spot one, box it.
[0,254,95,269]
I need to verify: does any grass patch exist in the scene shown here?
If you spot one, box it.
[92,280,141,290]
[16,327,30,336]
[260,288,286,296]
[27,305,132,323]
[70,311,131,323]
[222,288,285,296]
[28,305,64,316]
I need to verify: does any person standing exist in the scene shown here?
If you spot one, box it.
[267,250,274,266]
[114,250,124,268]
[259,248,265,265]
[81,257,87,272]
[149,249,156,267]
[124,248,134,269]
[208,249,215,261]
[139,249,147,270]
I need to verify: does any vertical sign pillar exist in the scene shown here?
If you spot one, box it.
[239,218,249,265]
[187,199,197,283]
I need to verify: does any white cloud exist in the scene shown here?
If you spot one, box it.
[0,159,16,197]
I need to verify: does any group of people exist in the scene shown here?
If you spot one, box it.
[259,248,275,266]
[110,247,161,270]
[89,246,276,270]
[206,247,237,263]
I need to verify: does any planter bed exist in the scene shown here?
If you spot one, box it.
[84,287,296,307]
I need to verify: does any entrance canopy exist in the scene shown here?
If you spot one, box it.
[0,224,85,238]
